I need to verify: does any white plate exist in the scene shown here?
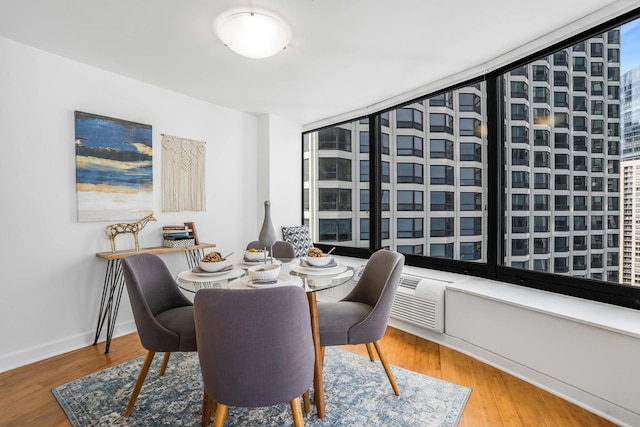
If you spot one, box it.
[190,265,234,277]
[237,258,282,267]
[289,261,348,276]
[177,268,244,283]
[228,274,302,289]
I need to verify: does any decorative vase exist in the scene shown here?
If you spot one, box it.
[258,200,277,252]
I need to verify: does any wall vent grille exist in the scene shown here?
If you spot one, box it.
[355,269,447,333]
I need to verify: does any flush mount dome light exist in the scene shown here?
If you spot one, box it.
[214,9,292,59]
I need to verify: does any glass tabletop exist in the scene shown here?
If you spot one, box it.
[175,260,355,293]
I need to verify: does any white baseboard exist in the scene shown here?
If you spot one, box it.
[0,320,136,373]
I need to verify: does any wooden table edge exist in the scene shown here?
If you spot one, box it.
[96,243,216,260]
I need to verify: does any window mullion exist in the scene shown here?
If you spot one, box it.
[370,114,381,252]
[486,75,503,279]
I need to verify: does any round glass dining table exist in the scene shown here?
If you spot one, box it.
[175,259,354,293]
[174,258,355,419]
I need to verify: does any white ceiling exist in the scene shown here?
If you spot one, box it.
[0,0,635,127]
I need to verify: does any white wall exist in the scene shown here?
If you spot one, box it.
[0,36,300,372]
[257,113,303,229]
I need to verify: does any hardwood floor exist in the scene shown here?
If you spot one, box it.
[0,327,616,427]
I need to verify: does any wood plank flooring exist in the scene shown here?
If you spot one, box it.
[0,327,616,426]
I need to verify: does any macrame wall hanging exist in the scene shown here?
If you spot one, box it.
[161,134,206,212]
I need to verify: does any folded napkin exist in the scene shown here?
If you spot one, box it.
[300,258,338,268]
[251,279,278,285]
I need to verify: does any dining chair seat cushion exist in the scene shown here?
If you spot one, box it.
[317,301,373,346]
[155,306,198,352]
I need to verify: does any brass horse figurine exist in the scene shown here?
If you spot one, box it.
[105,214,157,253]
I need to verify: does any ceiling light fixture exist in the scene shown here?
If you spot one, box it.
[214,9,292,59]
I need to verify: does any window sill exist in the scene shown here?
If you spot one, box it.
[336,257,640,339]
[443,272,640,339]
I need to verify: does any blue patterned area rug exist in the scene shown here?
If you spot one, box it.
[52,347,471,426]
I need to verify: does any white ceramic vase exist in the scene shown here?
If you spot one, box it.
[258,200,277,251]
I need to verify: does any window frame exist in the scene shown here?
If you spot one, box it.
[301,8,640,311]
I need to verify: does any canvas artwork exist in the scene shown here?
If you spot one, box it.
[75,111,153,222]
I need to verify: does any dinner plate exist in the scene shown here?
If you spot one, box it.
[190,265,234,276]
[177,268,244,283]
[228,274,302,289]
[289,261,348,276]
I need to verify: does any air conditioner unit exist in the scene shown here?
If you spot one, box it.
[390,274,448,333]
[353,269,448,333]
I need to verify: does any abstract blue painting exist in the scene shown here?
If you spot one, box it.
[75,111,153,222]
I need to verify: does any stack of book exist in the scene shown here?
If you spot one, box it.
[162,224,196,248]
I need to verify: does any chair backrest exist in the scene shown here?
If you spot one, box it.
[121,253,194,351]
[194,286,315,408]
[343,249,404,343]
[246,240,296,260]
[272,241,296,259]
[246,240,263,251]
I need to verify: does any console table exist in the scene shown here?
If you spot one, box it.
[94,243,216,353]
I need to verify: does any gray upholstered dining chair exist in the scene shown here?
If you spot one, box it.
[317,249,405,396]
[194,286,315,427]
[121,253,197,417]
[246,240,296,261]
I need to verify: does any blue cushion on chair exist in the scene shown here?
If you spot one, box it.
[281,225,314,257]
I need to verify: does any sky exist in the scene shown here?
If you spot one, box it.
[621,19,640,75]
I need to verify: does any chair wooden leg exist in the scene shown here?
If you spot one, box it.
[290,397,305,427]
[302,390,311,414]
[124,351,155,417]
[201,390,216,426]
[159,352,171,376]
[365,342,375,361]
[372,340,400,396]
[212,403,228,427]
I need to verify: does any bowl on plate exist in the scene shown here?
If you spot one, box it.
[245,248,267,261]
[199,252,231,272]
[305,254,333,267]
[247,263,281,281]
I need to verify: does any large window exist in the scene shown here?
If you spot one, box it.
[303,14,640,310]
[503,25,623,289]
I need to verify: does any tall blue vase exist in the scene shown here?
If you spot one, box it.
[258,200,277,251]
